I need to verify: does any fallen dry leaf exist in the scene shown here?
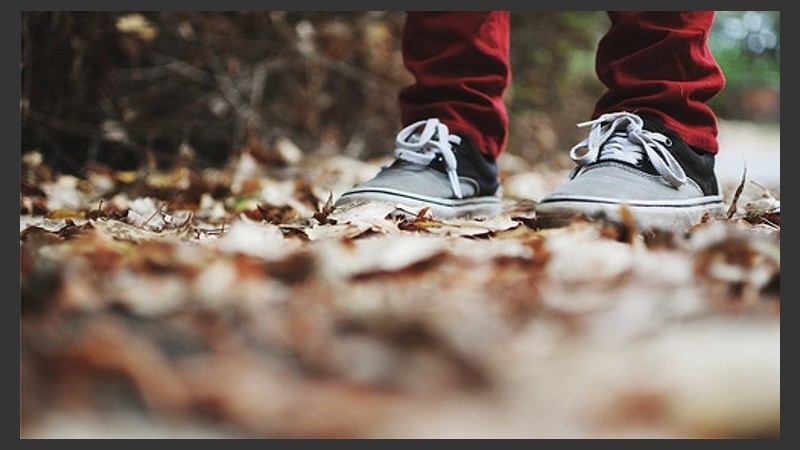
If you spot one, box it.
[19,152,780,439]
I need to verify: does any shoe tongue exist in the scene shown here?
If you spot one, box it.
[596,131,662,175]
[598,132,639,161]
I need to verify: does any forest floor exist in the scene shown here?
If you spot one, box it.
[20,119,780,438]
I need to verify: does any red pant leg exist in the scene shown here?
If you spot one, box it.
[593,11,726,154]
[399,12,511,159]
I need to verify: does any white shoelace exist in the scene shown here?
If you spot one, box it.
[394,118,464,198]
[569,111,687,188]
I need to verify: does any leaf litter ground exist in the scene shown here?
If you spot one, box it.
[20,146,779,438]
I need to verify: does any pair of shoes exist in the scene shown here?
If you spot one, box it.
[334,112,725,231]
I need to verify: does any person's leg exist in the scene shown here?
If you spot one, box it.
[335,12,511,219]
[537,11,726,232]
[593,11,725,155]
[399,11,511,159]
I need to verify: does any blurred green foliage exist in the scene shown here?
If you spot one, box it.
[708,11,780,122]
[710,11,780,89]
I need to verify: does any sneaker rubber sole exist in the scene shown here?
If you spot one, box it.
[336,187,503,220]
[535,195,725,231]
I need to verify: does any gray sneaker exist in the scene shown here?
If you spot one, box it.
[536,112,725,232]
[334,118,502,219]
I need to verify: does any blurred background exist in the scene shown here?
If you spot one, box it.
[20,11,780,175]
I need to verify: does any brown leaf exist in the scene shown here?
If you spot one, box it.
[248,203,298,225]
[49,320,191,412]
[293,178,321,210]
[56,219,95,240]
[85,201,128,221]
[312,191,337,225]
[266,251,316,284]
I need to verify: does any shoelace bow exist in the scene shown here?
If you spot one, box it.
[568,111,687,188]
[394,118,464,198]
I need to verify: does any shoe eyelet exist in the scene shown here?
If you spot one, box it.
[665,138,673,147]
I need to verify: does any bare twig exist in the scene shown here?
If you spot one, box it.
[726,161,747,219]
[249,61,270,107]
[25,109,145,156]
[310,51,396,91]
[140,201,165,229]
[113,60,208,84]
[204,47,259,126]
